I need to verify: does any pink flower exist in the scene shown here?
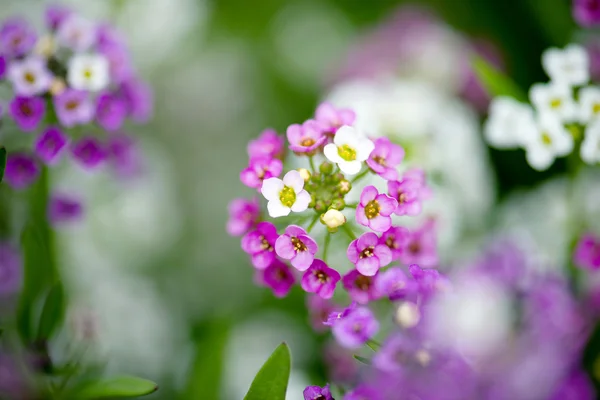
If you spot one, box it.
[347,232,392,276]
[275,225,318,271]
[401,221,438,268]
[380,226,410,261]
[375,267,415,301]
[306,296,339,332]
[286,120,327,154]
[574,0,600,27]
[34,126,69,165]
[342,269,381,304]
[356,185,398,232]
[260,259,296,298]
[240,157,283,189]
[241,221,278,269]
[366,137,404,180]
[387,169,430,216]
[331,306,379,349]
[247,128,284,159]
[226,198,260,236]
[574,232,600,270]
[301,259,341,299]
[315,102,355,134]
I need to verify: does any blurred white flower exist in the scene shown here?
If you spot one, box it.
[542,44,589,87]
[529,82,578,122]
[581,119,600,164]
[68,53,109,92]
[523,114,573,171]
[578,86,600,123]
[484,97,535,149]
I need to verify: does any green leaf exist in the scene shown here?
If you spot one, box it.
[0,147,6,183]
[37,282,65,340]
[471,55,528,102]
[68,376,158,399]
[243,342,291,400]
[352,355,371,365]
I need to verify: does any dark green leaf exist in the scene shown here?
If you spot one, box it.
[472,55,528,102]
[0,147,6,183]
[243,342,291,400]
[37,282,65,340]
[68,376,158,399]
[353,355,371,365]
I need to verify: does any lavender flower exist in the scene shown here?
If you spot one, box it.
[0,18,36,58]
[0,244,22,296]
[315,102,355,134]
[48,193,83,224]
[4,153,39,189]
[375,267,414,301]
[356,186,398,232]
[98,39,134,83]
[342,269,380,304]
[379,226,410,261]
[241,222,278,269]
[343,385,381,400]
[247,128,284,159]
[8,56,53,96]
[54,89,94,127]
[71,137,107,170]
[260,259,295,298]
[240,157,283,189]
[400,221,438,268]
[347,232,392,276]
[119,78,153,123]
[106,134,143,179]
[275,225,318,271]
[96,92,127,131]
[573,232,600,270]
[387,176,425,216]
[9,96,45,132]
[301,259,341,299]
[287,120,327,154]
[366,137,404,180]
[34,126,69,165]
[45,4,72,31]
[307,296,338,332]
[303,384,333,400]
[226,198,260,237]
[56,14,96,51]
[331,306,379,349]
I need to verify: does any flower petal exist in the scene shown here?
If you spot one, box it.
[369,215,392,232]
[252,251,275,270]
[357,257,379,276]
[347,240,360,263]
[360,185,378,204]
[324,143,342,163]
[374,244,392,267]
[291,190,310,212]
[261,178,284,201]
[291,250,314,271]
[275,235,295,259]
[267,200,291,217]
[355,205,369,227]
[357,232,379,250]
[376,194,398,216]
[283,170,304,193]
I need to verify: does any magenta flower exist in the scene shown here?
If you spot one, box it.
[56,14,97,51]
[387,178,424,216]
[331,306,379,349]
[301,259,341,299]
[325,302,357,327]
[240,157,283,189]
[380,226,410,261]
[0,18,36,58]
[227,198,260,237]
[366,137,404,180]
[401,222,438,268]
[409,264,446,297]
[260,259,295,298]
[48,193,83,224]
[375,267,415,301]
[119,78,153,123]
[356,185,398,232]
[275,225,318,271]
[0,56,6,80]
[372,334,419,373]
[247,128,284,159]
[98,41,134,83]
[45,5,72,31]
[34,126,69,165]
[347,232,392,276]
[4,153,39,189]
[9,96,45,132]
[95,92,127,131]
[573,233,600,270]
[71,137,107,170]
[0,243,22,296]
[286,120,327,154]
[106,134,143,179]
[241,221,278,269]
[342,269,381,304]
[303,384,333,400]
[343,385,382,400]
[574,0,600,27]
[54,89,94,127]
[8,56,53,97]
[315,102,356,134]
[306,295,338,332]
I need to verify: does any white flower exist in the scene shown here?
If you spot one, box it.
[321,209,345,229]
[68,54,110,92]
[523,114,574,171]
[542,44,589,87]
[581,119,600,164]
[57,14,97,52]
[529,82,578,122]
[8,56,53,96]
[484,97,535,149]
[579,86,600,124]
[323,125,374,175]
[261,170,311,217]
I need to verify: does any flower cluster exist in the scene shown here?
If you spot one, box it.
[1,5,151,197]
[484,44,600,171]
[229,102,437,350]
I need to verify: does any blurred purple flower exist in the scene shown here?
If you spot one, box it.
[286,120,326,154]
[8,56,52,97]
[400,221,438,268]
[96,92,127,131]
[48,193,83,224]
[34,126,69,165]
[315,102,355,135]
[379,226,410,261]
[119,78,153,123]
[226,197,260,237]
[342,269,381,304]
[303,384,333,400]
[240,157,283,189]
[307,296,338,332]
[375,267,415,301]
[56,14,96,51]
[0,18,36,58]
[45,4,72,31]
[0,244,21,296]
[573,232,600,270]
[106,134,143,179]
[54,89,94,127]
[4,153,39,189]
[366,137,404,181]
[9,96,45,132]
[241,221,278,269]
[247,128,284,159]
[574,0,600,27]
[260,259,295,298]
[71,137,107,170]
[331,306,379,349]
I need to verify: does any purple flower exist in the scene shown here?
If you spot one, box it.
[98,41,134,84]
[549,370,595,400]
[301,259,341,299]
[573,232,600,270]
[119,78,153,123]
[227,198,260,236]
[240,157,283,189]
[56,14,97,51]
[303,384,333,400]
[332,306,379,349]
[375,267,415,301]
[356,186,398,232]
[260,259,295,298]
[241,222,278,269]
[287,120,327,154]
[315,102,356,134]
[366,137,404,180]
[324,341,359,383]
[247,128,284,159]
[0,18,36,58]
[4,153,39,189]
[8,56,53,96]
[96,92,127,131]
[0,56,6,80]
[9,96,45,132]
[574,0,600,27]
[400,221,438,268]
[409,264,446,297]
[347,232,392,276]
[307,296,338,332]
[380,226,410,261]
[387,177,424,216]
[71,137,107,170]
[48,193,83,224]
[275,225,318,271]
[342,269,381,304]
[106,134,143,179]
[325,302,357,327]
[34,126,69,165]
[45,4,72,31]
[54,89,94,127]
[0,243,22,296]
[343,385,382,400]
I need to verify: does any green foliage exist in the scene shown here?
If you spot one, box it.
[37,282,66,340]
[352,355,371,365]
[0,146,5,183]
[66,376,159,399]
[244,342,291,400]
[472,55,528,102]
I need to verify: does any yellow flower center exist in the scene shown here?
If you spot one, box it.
[24,71,36,84]
[541,132,552,146]
[386,235,398,249]
[279,186,296,207]
[359,246,375,259]
[291,236,307,252]
[300,137,315,147]
[259,235,272,251]
[337,144,357,161]
[314,269,329,283]
[373,155,386,166]
[83,68,93,79]
[354,275,372,291]
[594,103,600,114]
[364,200,380,219]
[549,98,561,109]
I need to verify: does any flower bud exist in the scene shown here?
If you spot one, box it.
[34,35,55,58]
[49,78,66,96]
[330,198,345,210]
[315,200,327,212]
[338,180,352,194]
[319,161,334,175]
[297,168,311,182]
[395,301,420,328]
[321,209,346,229]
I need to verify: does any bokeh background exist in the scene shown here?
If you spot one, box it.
[0,0,587,399]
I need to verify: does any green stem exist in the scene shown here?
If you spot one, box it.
[351,168,370,184]
[306,214,320,233]
[341,224,357,241]
[308,156,317,173]
[345,203,357,209]
[323,232,331,263]
[366,339,381,351]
